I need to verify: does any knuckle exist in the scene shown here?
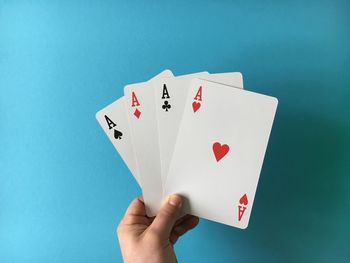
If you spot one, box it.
[121,214,135,225]
[116,223,123,236]
[116,218,128,236]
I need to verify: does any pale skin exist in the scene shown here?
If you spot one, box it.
[117,195,199,263]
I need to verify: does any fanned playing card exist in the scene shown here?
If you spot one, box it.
[164,79,278,228]
[96,97,141,185]
[96,71,172,187]
[154,72,244,186]
[124,69,174,215]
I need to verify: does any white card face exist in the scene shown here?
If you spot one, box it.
[95,72,171,187]
[154,72,244,186]
[124,69,174,216]
[164,79,278,229]
[96,96,141,186]
[201,72,244,88]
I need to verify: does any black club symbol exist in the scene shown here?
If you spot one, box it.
[162,100,171,112]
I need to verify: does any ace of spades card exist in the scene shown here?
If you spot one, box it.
[96,71,174,187]
[96,96,141,185]
[164,79,278,228]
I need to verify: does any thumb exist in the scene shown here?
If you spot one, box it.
[149,194,182,241]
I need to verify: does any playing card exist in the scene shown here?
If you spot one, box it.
[96,97,141,185]
[96,71,174,187]
[201,72,244,88]
[124,69,174,216]
[154,72,244,186]
[164,79,278,229]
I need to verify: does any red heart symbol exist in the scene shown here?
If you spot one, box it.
[192,101,201,113]
[212,142,230,162]
[239,194,248,205]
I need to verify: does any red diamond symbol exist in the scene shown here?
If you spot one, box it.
[134,108,141,119]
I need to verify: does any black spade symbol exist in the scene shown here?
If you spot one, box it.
[114,129,123,140]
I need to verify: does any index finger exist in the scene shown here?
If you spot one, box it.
[125,196,146,216]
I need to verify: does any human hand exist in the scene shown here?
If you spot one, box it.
[117,195,199,263]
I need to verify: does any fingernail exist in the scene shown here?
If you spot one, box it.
[168,195,182,207]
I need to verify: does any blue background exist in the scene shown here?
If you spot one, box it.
[1,1,350,262]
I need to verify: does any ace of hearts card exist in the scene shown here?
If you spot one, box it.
[164,78,278,228]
